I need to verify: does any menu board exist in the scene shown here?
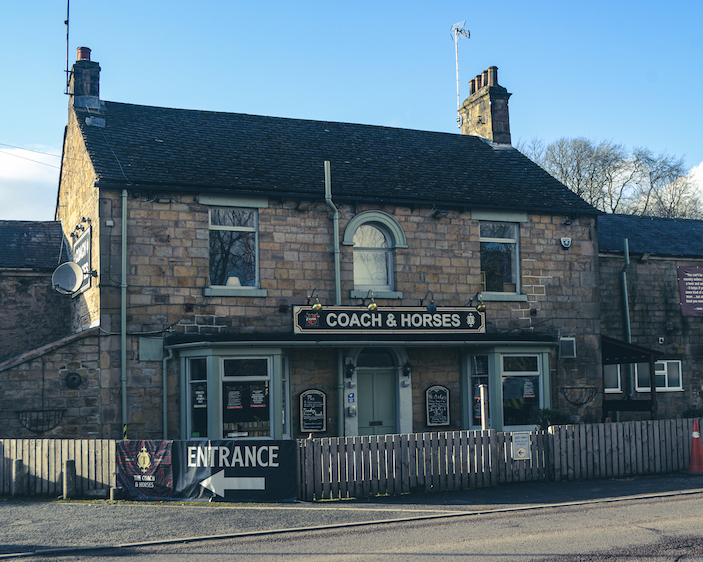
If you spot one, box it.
[300,390,326,432]
[426,385,450,426]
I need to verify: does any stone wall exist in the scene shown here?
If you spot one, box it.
[0,330,117,438]
[600,254,703,419]
[0,271,72,361]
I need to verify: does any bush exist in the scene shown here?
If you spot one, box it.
[529,408,572,430]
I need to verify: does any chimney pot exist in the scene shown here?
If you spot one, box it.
[488,66,498,86]
[482,70,489,86]
[475,74,482,89]
[76,47,91,61]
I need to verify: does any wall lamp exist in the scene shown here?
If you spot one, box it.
[363,290,378,311]
[297,201,312,212]
[345,363,355,378]
[403,362,412,377]
[306,288,323,312]
[420,290,437,313]
[433,209,449,219]
[466,292,486,313]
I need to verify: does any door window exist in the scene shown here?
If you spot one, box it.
[501,355,541,427]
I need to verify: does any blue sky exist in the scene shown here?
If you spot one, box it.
[1,0,701,220]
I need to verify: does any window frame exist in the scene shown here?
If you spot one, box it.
[352,223,394,293]
[479,221,520,294]
[635,360,683,392]
[604,364,623,394]
[343,211,407,299]
[221,356,273,438]
[208,206,259,289]
[500,354,542,429]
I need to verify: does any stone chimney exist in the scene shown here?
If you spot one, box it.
[69,47,101,110]
[459,66,511,144]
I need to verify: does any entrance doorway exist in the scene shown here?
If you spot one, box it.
[358,369,397,435]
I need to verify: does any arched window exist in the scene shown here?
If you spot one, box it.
[343,211,407,298]
[353,224,392,291]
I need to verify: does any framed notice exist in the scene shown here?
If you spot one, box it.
[679,267,703,316]
[426,385,450,426]
[300,390,326,433]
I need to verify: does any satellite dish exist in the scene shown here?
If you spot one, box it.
[52,262,84,294]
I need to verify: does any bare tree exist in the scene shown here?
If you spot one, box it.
[518,137,701,219]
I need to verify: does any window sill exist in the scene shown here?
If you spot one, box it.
[204,287,268,297]
[350,290,403,300]
[635,388,684,393]
[480,292,528,302]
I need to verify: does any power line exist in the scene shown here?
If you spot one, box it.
[0,148,61,169]
[0,142,61,157]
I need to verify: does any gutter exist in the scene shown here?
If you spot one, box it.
[323,161,344,437]
[621,238,633,398]
[162,348,173,439]
[121,189,128,439]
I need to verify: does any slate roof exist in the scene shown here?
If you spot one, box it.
[74,102,598,215]
[598,214,703,258]
[0,221,69,269]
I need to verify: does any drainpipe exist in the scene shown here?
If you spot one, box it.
[622,238,633,398]
[324,161,344,436]
[121,189,128,439]
[162,348,173,439]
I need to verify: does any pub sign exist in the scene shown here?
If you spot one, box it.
[293,306,484,335]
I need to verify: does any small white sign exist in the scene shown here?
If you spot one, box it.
[511,432,531,460]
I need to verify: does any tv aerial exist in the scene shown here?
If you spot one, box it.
[451,21,470,128]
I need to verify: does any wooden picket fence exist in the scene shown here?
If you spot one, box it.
[0,439,116,497]
[297,419,697,500]
[0,419,697,500]
[297,430,550,501]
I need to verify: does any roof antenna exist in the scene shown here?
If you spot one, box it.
[450,21,470,129]
[64,0,70,95]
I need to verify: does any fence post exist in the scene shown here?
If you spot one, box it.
[63,459,76,499]
[12,459,25,497]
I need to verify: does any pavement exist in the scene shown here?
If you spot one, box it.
[2,472,703,558]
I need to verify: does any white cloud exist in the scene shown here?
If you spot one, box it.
[691,161,703,195]
[0,147,60,221]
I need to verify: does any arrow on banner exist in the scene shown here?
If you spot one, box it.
[199,470,266,497]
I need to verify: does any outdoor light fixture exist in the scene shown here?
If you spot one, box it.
[345,363,355,378]
[307,288,323,312]
[466,292,486,313]
[403,362,412,377]
[476,293,486,313]
[420,290,437,313]
[364,290,378,311]
[433,209,449,219]
[296,201,312,212]
[155,196,172,204]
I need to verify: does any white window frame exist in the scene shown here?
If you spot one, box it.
[604,364,623,394]
[479,221,520,294]
[500,354,542,429]
[208,207,259,289]
[352,223,393,293]
[635,360,683,392]
[221,356,273,438]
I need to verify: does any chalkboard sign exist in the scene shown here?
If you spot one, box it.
[426,385,450,426]
[300,390,326,432]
